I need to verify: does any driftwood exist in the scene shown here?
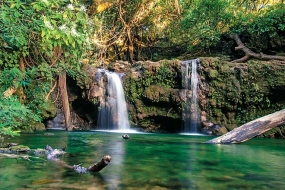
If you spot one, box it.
[205,109,285,144]
[87,155,112,172]
[45,145,111,173]
[231,34,285,63]
[0,145,111,173]
[56,155,111,173]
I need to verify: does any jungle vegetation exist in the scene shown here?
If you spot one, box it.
[0,0,285,136]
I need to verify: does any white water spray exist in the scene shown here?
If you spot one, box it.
[97,69,130,130]
[181,59,200,133]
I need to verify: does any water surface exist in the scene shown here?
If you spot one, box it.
[0,131,284,189]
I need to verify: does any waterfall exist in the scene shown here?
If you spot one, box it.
[97,69,130,130]
[181,59,200,133]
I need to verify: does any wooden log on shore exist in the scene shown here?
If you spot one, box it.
[205,109,285,144]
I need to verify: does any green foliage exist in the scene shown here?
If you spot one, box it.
[0,67,47,136]
[0,96,41,137]
[0,0,92,136]
[0,0,91,69]
[180,0,234,52]
[156,62,177,88]
[230,3,285,50]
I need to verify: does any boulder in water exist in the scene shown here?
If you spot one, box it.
[122,134,130,139]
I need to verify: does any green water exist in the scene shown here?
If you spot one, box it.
[0,131,284,190]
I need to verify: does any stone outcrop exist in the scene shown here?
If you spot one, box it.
[46,58,285,137]
[198,57,285,137]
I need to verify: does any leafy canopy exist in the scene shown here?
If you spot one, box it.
[0,0,91,136]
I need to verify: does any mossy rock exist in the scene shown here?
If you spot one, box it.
[209,69,219,79]
[33,123,46,131]
[0,145,31,153]
[143,85,180,103]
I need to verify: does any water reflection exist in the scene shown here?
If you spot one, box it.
[1,132,285,189]
[102,134,126,190]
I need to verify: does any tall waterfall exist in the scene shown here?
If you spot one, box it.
[181,59,200,133]
[97,69,130,130]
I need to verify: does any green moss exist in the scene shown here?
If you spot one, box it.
[201,58,285,133]
[123,60,182,131]
[209,69,219,79]
[0,145,31,152]
[124,58,285,135]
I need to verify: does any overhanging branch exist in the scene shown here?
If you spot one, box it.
[231,34,285,63]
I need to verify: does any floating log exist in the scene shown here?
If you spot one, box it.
[1,145,111,173]
[67,155,111,173]
[205,109,285,144]
[87,155,111,172]
[46,145,111,173]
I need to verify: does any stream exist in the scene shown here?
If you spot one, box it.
[0,130,284,189]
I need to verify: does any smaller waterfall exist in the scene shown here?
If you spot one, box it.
[181,59,200,133]
[97,69,130,130]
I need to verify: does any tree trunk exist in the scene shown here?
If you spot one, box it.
[58,72,72,131]
[19,57,25,71]
[205,109,285,144]
[126,28,134,64]
[231,34,285,63]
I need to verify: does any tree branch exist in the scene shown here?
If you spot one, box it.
[231,34,285,63]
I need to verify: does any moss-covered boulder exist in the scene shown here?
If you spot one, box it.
[124,59,183,132]
[0,145,30,153]
[199,57,285,136]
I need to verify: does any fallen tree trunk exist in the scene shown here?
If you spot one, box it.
[205,109,285,144]
[231,34,285,63]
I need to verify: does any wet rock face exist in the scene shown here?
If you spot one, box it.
[46,58,285,137]
[201,123,228,135]
[199,58,285,137]
[123,58,285,136]
[46,72,98,130]
[123,60,183,132]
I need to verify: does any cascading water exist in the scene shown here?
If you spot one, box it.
[96,69,130,130]
[181,59,200,133]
